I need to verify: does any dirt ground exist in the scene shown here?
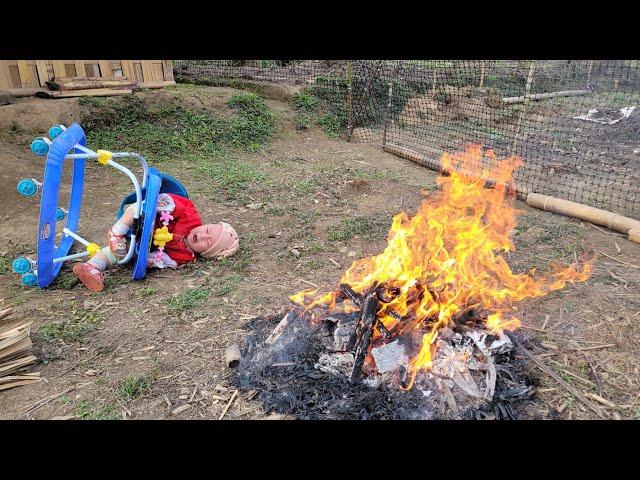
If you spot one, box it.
[1,86,639,420]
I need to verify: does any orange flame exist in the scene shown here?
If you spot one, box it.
[290,144,592,388]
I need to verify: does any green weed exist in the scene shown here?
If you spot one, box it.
[167,287,210,311]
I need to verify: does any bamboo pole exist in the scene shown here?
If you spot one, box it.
[502,89,589,104]
[382,81,393,147]
[527,193,640,244]
[479,61,486,88]
[586,60,594,89]
[511,61,537,156]
[346,61,353,142]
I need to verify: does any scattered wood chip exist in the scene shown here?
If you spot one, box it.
[171,404,192,415]
[541,315,551,331]
[52,415,75,420]
[218,390,238,420]
[584,393,616,409]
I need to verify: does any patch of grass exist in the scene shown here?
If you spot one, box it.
[74,401,118,420]
[119,374,149,400]
[299,259,322,273]
[316,112,343,139]
[40,309,103,342]
[136,286,157,297]
[167,287,210,311]
[211,274,243,297]
[293,111,312,130]
[50,272,79,290]
[293,91,319,111]
[0,255,10,275]
[293,178,317,194]
[265,205,286,216]
[81,90,275,166]
[195,156,267,201]
[328,216,390,242]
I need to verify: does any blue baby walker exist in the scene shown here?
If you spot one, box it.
[12,123,189,288]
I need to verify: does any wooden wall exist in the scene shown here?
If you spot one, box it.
[0,60,175,92]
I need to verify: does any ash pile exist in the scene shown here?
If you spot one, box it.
[234,301,537,420]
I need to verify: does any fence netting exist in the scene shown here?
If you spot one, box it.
[174,60,640,219]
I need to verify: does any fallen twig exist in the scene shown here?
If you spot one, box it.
[218,389,238,420]
[595,250,640,269]
[512,337,605,418]
[576,343,617,352]
[21,383,90,416]
[584,393,616,409]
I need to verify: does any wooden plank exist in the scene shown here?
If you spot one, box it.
[150,61,164,83]
[162,60,174,81]
[35,60,51,86]
[140,60,154,83]
[74,60,85,77]
[51,60,68,80]
[17,61,38,88]
[47,77,135,91]
[121,60,135,82]
[40,88,133,98]
[0,61,15,89]
[137,80,176,89]
[98,60,112,78]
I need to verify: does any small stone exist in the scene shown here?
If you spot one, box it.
[83,369,98,376]
[339,246,348,254]
[246,202,264,210]
[347,251,357,257]
[289,248,300,258]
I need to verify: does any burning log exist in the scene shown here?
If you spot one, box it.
[349,294,379,384]
[339,283,362,308]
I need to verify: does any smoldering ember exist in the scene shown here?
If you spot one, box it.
[235,145,594,420]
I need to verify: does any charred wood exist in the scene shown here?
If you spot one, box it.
[350,294,379,384]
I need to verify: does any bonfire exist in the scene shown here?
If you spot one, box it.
[288,144,592,390]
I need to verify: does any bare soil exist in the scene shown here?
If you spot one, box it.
[0,86,639,420]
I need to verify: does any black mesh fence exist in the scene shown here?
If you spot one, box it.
[174,60,640,218]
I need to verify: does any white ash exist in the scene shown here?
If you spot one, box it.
[314,352,354,376]
[370,340,409,374]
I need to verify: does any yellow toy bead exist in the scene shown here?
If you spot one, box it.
[96,150,113,165]
[153,226,173,248]
[86,243,101,257]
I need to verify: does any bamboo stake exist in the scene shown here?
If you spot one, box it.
[511,60,537,156]
[346,61,353,142]
[586,60,594,89]
[479,61,486,88]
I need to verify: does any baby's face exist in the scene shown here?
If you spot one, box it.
[185,224,218,253]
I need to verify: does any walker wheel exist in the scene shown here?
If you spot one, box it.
[12,257,33,274]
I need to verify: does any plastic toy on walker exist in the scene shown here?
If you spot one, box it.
[12,123,239,290]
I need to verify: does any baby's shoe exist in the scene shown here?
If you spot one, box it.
[107,230,128,256]
[72,263,105,292]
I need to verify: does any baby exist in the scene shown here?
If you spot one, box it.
[72,193,239,292]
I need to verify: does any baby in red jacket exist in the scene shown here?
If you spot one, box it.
[72,193,239,292]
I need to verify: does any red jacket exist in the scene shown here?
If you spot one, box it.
[154,193,202,264]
